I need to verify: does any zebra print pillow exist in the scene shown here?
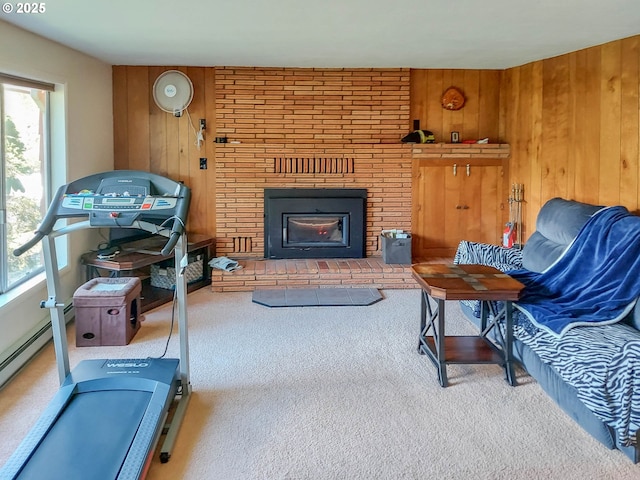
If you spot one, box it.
[453,240,523,271]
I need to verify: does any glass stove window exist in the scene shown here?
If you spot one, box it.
[285,215,347,245]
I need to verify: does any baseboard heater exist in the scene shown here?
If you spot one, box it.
[0,303,74,388]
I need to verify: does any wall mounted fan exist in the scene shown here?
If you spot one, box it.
[152,70,194,117]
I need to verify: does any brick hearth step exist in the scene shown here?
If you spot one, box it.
[210,257,415,292]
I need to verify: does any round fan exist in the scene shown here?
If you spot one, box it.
[153,70,194,117]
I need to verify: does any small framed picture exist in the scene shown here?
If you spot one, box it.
[451,131,460,143]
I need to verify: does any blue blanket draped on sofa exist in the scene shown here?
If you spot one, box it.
[509,206,640,337]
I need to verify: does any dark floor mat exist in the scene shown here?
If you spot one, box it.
[252,288,383,307]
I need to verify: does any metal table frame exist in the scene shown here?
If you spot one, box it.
[412,263,523,388]
[418,293,516,387]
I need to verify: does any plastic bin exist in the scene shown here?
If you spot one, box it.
[381,231,412,264]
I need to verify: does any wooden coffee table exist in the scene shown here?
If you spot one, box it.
[411,263,524,387]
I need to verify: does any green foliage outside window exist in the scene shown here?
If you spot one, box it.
[4,114,43,284]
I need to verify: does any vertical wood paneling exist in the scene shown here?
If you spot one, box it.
[620,37,640,212]
[446,70,465,137]
[176,67,191,185]
[112,68,128,170]
[204,68,217,237]
[566,52,578,201]
[573,47,601,206]
[148,66,169,177]
[599,41,622,206]
[540,57,559,203]
[425,70,444,135]
[185,67,207,234]
[112,35,640,250]
[125,66,150,171]
[165,102,181,182]
[552,55,571,199]
[112,65,217,238]
[528,60,544,241]
[409,69,427,130]
[479,70,501,143]
[410,68,501,143]
[462,70,480,140]
[502,35,640,241]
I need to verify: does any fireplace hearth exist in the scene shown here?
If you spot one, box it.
[264,188,367,259]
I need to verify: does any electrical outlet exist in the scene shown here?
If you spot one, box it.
[200,119,206,130]
[199,158,207,170]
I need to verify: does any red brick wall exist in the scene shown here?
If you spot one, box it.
[215,67,410,144]
[215,143,413,258]
[214,67,413,258]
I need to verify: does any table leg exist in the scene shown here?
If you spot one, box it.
[434,298,448,387]
[418,290,436,350]
[480,300,488,332]
[417,290,427,353]
[417,292,448,386]
[504,301,516,386]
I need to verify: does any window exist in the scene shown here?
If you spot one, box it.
[0,74,54,294]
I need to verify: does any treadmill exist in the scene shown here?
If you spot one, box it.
[0,171,192,480]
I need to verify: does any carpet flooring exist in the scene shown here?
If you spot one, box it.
[0,289,638,479]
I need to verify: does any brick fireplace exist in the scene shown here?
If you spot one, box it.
[215,143,412,260]
[213,67,413,262]
[264,188,367,259]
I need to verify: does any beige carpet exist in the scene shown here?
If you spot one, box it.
[0,288,638,479]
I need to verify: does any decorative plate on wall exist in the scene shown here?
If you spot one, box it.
[441,87,465,111]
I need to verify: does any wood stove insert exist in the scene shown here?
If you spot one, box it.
[264,188,367,259]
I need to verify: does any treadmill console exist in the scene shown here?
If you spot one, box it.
[15,170,191,257]
[58,175,184,227]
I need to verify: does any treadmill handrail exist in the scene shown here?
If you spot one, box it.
[13,231,45,257]
[13,184,67,257]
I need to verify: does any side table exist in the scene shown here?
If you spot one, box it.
[81,234,214,312]
[411,263,524,387]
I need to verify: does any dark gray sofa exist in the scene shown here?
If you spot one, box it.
[455,197,640,463]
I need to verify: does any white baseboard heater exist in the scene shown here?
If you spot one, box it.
[0,303,74,388]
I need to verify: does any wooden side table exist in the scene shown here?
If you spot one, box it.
[81,234,214,312]
[411,263,524,387]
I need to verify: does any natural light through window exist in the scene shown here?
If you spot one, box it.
[1,79,50,293]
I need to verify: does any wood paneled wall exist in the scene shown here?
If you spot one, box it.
[112,66,217,236]
[112,35,640,246]
[410,70,502,143]
[501,35,640,240]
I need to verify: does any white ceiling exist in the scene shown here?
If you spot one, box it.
[3,0,640,69]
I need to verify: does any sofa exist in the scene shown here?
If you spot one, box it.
[454,197,640,463]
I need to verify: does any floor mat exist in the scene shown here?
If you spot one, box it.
[252,288,383,307]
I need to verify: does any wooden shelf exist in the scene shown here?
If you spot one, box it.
[140,278,211,312]
[81,234,215,312]
[421,336,503,364]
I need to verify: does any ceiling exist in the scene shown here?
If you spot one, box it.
[4,0,640,69]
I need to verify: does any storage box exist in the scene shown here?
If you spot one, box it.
[150,254,203,290]
[73,277,142,346]
[381,232,412,264]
